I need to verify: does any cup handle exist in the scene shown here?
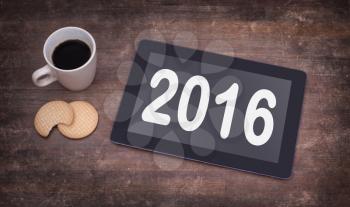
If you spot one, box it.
[32,65,57,87]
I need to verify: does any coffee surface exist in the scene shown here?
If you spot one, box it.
[52,40,91,70]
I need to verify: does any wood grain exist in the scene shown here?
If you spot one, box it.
[0,0,349,206]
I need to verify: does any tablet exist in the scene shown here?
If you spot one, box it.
[111,40,306,179]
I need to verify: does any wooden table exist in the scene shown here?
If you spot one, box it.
[1,0,349,206]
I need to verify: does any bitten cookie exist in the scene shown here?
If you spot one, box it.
[58,101,98,139]
[34,101,74,137]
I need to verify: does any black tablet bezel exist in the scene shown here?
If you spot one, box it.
[111,40,306,179]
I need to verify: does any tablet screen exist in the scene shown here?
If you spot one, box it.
[127,52,291,163]
[111,40,306,178]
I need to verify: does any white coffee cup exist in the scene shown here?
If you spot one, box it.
[32,27,97,91]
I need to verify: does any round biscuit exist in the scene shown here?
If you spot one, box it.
[34,101,74,137]
[58,101,98,139]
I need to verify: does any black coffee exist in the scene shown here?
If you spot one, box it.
[52,40,91,70]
